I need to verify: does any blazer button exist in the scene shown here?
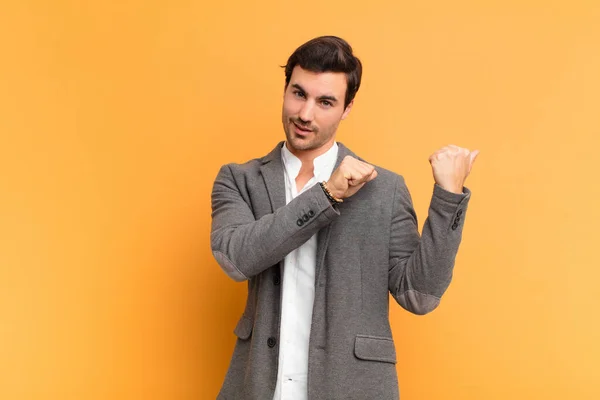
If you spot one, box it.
[308,210,315,217]
[457,209,463,217]
[267,337,277,348]
[451,222,459,230]
[296,219,304,226]
[273,274,281,286]
[302,214,309,222]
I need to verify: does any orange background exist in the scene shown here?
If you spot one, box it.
[1,1,599,399]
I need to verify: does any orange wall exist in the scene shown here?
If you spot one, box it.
[1,1,599,399]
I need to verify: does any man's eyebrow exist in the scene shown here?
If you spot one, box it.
[317,95,338,103]
[291,83,306,93]
[291,83,338,103]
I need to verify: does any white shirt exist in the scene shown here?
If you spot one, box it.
[273,142,339,400]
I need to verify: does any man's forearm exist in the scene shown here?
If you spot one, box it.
[211,166,339,281]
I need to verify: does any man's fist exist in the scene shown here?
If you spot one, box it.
[429,145,479,194]
[326,156,378,200]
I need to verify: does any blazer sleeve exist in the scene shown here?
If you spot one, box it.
[210,164,339,281]
[388,176,471,315]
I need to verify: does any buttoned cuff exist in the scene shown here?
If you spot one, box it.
[309,183,340,220]
[433,184,470,204]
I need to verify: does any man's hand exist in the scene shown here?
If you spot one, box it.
[429,145,479,194]
[326,156,378,199]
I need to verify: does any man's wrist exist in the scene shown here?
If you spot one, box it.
[436,182,464,195]
[319,181,343,205]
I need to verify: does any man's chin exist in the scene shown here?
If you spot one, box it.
[287,137,315,151]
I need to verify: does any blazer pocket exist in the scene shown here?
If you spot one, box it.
[354,335,397,364]
[233,315,253,340]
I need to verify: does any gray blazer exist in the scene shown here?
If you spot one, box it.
[211,142,471,399]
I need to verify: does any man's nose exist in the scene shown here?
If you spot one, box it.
[298,100,315,122]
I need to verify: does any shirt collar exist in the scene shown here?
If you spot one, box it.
[281,142,339,181]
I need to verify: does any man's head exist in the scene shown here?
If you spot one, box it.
[281,36,362,155]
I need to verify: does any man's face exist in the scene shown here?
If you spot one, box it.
[282,66,353,155]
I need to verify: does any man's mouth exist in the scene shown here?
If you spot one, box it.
[292,121,313,134]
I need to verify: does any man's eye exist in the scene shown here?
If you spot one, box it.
[294,91,305,98]
[322,101,331,107]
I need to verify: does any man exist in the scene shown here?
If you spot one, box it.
[211,36,478,400]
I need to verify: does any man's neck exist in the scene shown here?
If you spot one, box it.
[285,141,335,171]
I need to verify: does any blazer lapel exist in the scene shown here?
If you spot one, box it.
[259,141,286,213]
[315,142,353,282]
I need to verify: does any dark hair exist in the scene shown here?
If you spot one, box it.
[283,36,362,109]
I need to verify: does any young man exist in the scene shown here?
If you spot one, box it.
[211,36,478,400]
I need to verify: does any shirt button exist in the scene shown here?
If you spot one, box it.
[273,274,281,286]
[267,337,277,348]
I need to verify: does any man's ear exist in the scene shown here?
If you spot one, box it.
[341,100,354,120]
